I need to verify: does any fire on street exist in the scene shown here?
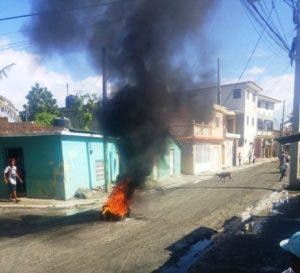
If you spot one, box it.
[0,162,282,273]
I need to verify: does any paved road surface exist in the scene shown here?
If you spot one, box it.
[0,162,282,273]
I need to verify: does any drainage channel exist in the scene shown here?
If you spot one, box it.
[160,238,213,273]
[159,190,288,273]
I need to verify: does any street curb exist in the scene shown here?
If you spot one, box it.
[0,198,106,209]
[0,160,276,209]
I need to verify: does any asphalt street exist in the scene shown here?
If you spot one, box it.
[0,162,282,273]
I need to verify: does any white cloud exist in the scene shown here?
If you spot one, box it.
[244,66,265,79]
[0,46,102,111]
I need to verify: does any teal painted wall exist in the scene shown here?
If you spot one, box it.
[150,138,181,181]
[107,141,119,184]
[0,135,64,199]
[0,134,119,200]
[61,135,119,199]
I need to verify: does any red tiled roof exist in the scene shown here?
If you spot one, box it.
[0,117,65,136]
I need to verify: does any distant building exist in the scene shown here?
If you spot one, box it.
[197,81,281,162]
[255,94,281,158]
[169,104,240,174]
[0,95,20,122]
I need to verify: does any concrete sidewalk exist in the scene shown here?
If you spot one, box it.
[146,157,277,190]
[0,158,277,210]
[0,197,107,209]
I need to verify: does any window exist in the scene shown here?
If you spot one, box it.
[252,117,254,126]
[266,103,269,109]
[195,144,210,163]
[247,90,250,99]
[257,101,261,108]
[233,89,241,99]
[252,94,256,103]
[215,116,220,127]
[269,103,274,110]
[257,119,264,129]
[247,116,249,125]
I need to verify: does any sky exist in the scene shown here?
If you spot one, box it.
[0,0,295,126]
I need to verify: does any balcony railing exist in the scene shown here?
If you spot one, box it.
[257,129,273,136]
[193,122,212,137]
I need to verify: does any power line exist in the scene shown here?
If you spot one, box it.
[0,0,129,22]
[273,0,289,46]
[241,0,290,53]
[222,3,274,107]
[241,1,284,58]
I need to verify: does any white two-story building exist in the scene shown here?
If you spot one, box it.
[196,81,280,162]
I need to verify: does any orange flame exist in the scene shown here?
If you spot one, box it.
[102,177,133,220]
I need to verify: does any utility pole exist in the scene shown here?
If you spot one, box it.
[102,47,109,191]
[281,100,285,137]
[217,57,221,105]
[289,0,300,189]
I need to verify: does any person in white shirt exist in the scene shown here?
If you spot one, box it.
[3,158,23,203]
[280,231,300,273]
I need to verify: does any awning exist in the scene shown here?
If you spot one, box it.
[275,133,300,144]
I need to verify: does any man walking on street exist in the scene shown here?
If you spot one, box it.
[3,158,23,203]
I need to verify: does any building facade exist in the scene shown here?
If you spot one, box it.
[0,95,20,122]
[0,118,119,200]
[219,82,263,163]
[255,94,281,158]
[151,137,181,181]
[169,104,240,175]
[199,81,281,162]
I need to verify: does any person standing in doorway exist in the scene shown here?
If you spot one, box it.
[3,158,23,202]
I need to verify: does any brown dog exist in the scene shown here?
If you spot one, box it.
[216,172,232,182]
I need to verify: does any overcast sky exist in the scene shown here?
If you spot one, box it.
[0,0,295,126]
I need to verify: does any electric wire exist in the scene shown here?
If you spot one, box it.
[240,0,285,58]
[241,0,290,53]
[273,0,289,46]
[222,4,274,107]
[0,0,133,22]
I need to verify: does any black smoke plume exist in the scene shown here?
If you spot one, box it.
[26,0,218,184]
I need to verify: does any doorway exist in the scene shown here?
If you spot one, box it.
[169,149,175,176]
[5,148,26,195]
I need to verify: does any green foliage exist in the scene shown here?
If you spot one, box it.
[20,83,59,121]
[67,93,98,130]
[33,112,57,126]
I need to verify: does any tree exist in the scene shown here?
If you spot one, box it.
[20,83,59,121]
[66,93,98,130]
[34,112,57,126]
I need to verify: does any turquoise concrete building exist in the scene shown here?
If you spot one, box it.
[151,137,181,181]
[0,119,119,200]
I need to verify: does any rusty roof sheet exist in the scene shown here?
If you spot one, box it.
[0,118,65,137]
